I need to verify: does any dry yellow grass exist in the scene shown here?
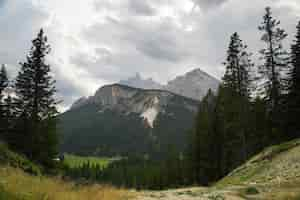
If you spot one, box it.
[0,166,135,200]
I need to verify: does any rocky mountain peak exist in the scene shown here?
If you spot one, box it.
[118,68,220,101]
[70,68,219,113]
[164,68,220,101]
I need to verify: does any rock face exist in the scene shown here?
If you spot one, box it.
[69,84,198,128]
[118,68,220,101]
[59,84,199,158]
[165,68,220,101]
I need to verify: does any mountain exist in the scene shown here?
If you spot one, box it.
[119,73,163,90]
[119,68,220,101]
[59,84,199,158]
[165,68,220,101]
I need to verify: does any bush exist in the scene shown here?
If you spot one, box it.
[0,142,41,176]
[245,186,259,195]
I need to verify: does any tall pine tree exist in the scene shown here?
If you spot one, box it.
[189,89,218,185]
[215,32,254,176]
[0,65,8,98]
[287,21,300,138]
[0,65,9,140]
[14,29,58,166]
[223,32,253,98]
[258,7,289,129]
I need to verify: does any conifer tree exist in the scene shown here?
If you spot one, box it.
[258,7,288,115]
[2,95,16,142]
[0,65,8,98]
[223,32,253,98]
[0,65,9,140]
[189,89,219,184]
[217,33,254,175]
[14,29,58,166]
[287,21,300,138]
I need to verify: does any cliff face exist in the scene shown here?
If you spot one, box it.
[69,84,198,128]
[118,68,220,101]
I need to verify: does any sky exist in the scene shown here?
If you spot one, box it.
[0,0,300,111]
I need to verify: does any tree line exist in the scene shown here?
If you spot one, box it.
[63,154,188,190]
[189,7,300,185]
[0,29,58,167]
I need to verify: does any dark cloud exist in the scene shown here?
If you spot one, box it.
[93,0,156,16]
[125,20,191,62]
[134,34,188,62]
[0,0,6,8]
[128,0,157,16]
[192,0,228,9]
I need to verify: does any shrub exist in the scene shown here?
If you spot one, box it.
[245,186,259,195]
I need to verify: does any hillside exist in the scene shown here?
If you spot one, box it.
[59,84,199,158]
[1,138,300,200]
[0,142,133,200]
[137,139,300,200]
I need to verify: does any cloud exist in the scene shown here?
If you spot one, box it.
[191,0,228,9]
[0,0,300,111]
[124,19,191,62]
[0,0,5,7]
[0,0,49,74]
[128,0,157,16]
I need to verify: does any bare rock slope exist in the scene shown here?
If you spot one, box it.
[119,68,220,101]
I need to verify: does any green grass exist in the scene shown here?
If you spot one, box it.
[0,144,132,200]
[216,138,300,189]
[0,166,133,200]
[63,154,117,169]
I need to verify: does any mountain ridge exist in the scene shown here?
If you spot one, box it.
[71,83,200,111]
[71,68,219,110]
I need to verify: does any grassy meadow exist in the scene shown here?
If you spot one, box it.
[63,154,120,169]
[0,166,134,200]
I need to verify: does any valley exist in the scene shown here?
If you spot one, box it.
[0,3,300,199]
[1,138,300,200]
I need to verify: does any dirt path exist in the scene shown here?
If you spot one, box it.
[135,187,245,200]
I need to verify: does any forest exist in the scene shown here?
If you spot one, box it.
[0,6,300,190]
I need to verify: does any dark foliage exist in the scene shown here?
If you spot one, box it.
[0,65,9,139]
[11,29,59,167]
[258,7,289,138]
[286,21,300,138]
